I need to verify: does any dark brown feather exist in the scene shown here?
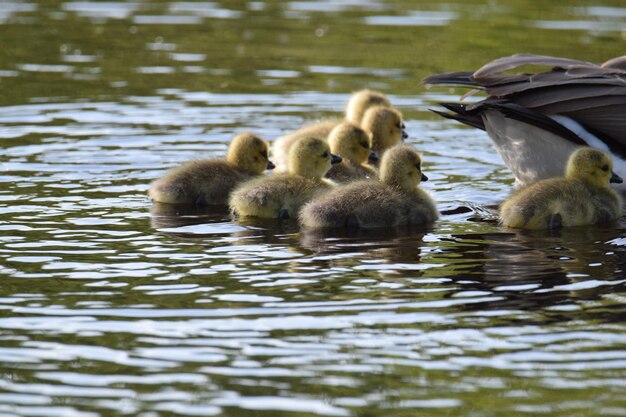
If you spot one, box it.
[506,85,626,109]
[532,95,626,114]
[602,56,626,70]
[472,53,594,82]
[422,71,477,87]
[565,104,626,154]
[423,53,626,151]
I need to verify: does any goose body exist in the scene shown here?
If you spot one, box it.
[300,145,438,228]
[499,148,623,229]
[230,136,341,219]
[149,132,273,205]
[423,54,626,189]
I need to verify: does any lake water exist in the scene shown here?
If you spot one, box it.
[1,1,626,416]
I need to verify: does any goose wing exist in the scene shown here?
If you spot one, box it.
[422,71,476,87]
[423,54,626,149]
[471,53,595,85]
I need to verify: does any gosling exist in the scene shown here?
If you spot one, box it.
[499,147,623,230]
[345,89,392,124]
[230,136,341,219]
[361,106,408,158]
[300,145,439,228]
[149,132,274,206]
[325,121,377,183]
[272,89,393,171]
[271,120,338,172]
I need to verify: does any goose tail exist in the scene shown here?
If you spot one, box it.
[429,103,485,131]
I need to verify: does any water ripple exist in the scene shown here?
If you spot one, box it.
[1,13,625,414]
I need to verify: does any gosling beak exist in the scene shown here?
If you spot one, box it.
[368,151,379,164]
[421,173,429,182]
[331,154,342,165]
[610,171,623,184]
[266,160,276,170]
[402,130,408,140]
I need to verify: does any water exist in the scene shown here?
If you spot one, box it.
[1,1,626,416]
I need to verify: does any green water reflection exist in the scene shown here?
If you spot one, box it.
[1,0,625,104]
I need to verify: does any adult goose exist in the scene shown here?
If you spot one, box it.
[423,54,626,189]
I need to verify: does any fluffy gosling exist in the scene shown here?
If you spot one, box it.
[499,147,623,230]
[361,106,407,158]
[345,89,392,124]
[149,132,274,205]
[272,89,393,171]
[325,121,377,183]
[271,120,339,172]
[300,144,438,228]
[230,136,341,219]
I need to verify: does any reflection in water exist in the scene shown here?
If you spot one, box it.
[428,229,626,316]
[300,224,428,265]
[150,201,231,230]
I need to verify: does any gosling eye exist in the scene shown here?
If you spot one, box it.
[601,164,609,172]
[322,151,329,158]
[415,163,421,171]
[396,122,403,129]
[360,142,369,149]
[260,150,268,159]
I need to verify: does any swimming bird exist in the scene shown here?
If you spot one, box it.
[300,144,438,228]
[149,132,274,205]
[345,89,392,124]
[499,148,623,230]
[325,121,377,183]
[230,136,341,219]
[271,89,398,171]
[423,53,626,188]
[361,106,408,158]
[271,121,338,173]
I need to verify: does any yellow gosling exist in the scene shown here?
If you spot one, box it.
[272,90,394,171]
[361,106,407,158]
[300,144,438,228]
[230,136,341,219]
[271,120,339,172]
[149,133,274,205]
[325,121,377,183]
[499,147,623,230]
[345,89,392,124]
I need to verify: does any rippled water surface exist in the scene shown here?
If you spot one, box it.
[1,1,626,416]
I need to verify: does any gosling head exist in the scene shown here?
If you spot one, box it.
[379,145,428,191]
[361,106,407,155]
[289,136,341,179]
[327,121,373,165]
[565,147,623,188]
[345,89,392,124]
[227,132,274,174]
